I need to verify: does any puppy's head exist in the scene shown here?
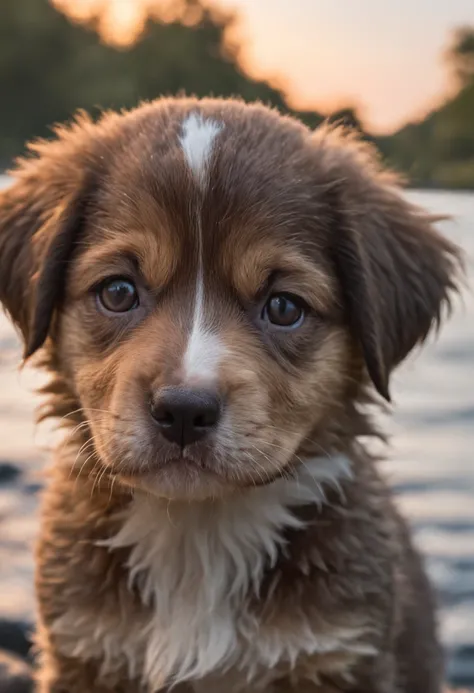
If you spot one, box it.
[0,99,461,500]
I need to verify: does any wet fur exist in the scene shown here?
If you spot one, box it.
[0,97,462,692]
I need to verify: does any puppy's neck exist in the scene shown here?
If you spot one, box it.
[102,454,352,607]
[108,454,353,554]
[96,454,352,686]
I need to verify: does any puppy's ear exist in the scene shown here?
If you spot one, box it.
[0,125,97,358]
[314,127,462,401]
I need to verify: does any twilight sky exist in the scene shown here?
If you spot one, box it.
[61,0,474,133]
[217,0,474,132]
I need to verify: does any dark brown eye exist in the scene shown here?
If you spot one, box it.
[97,278,138,313]
[263,294,304,328]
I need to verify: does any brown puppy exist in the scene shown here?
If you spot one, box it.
[0,98,462,693]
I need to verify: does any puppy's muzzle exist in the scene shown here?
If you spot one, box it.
[150,387,221,448]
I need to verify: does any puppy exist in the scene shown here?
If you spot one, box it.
[0,98,462,693]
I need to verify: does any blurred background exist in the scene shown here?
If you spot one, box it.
[1,0,474,185]
[0,0,473,689]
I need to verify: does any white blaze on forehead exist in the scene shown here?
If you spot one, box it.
[179,112,223,189]
[179,112,225,384]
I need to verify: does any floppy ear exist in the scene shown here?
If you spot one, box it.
[0,127,97,359]
[315,127,462,401]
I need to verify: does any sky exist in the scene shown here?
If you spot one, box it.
[217,0,474,133]
[60,0,474,134]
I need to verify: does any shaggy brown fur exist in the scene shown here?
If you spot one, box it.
[0,97,462,693]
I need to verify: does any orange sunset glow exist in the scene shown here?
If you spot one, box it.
[53,0,474,132]
[52,0,192,45]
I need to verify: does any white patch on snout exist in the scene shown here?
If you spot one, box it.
[183,325,225,383]
[181,246,224,384]
[179,113,225,385]
[179,112,223,190]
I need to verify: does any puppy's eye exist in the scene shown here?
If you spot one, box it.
[262,294,304,328]
[97,278,139,313]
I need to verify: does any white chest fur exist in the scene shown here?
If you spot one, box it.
[53,456,372,691]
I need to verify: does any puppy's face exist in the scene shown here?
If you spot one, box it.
[0,99,460,500]
[56,110,353,499]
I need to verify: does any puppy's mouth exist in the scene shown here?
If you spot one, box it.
[117,459,291,504]
[114,451,233,500]
[99,413,295,499]
[119,454,219,481]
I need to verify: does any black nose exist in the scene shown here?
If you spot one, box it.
[150,388,221,448]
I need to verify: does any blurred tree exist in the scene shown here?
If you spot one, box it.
[0,0,330,164]
[327,107,363,131]
[1,1,472,187]
[445,26,474,87]
[378,25,474,188]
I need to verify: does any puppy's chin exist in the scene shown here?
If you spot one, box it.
[114,455,289,502]
[117,461,238,502]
